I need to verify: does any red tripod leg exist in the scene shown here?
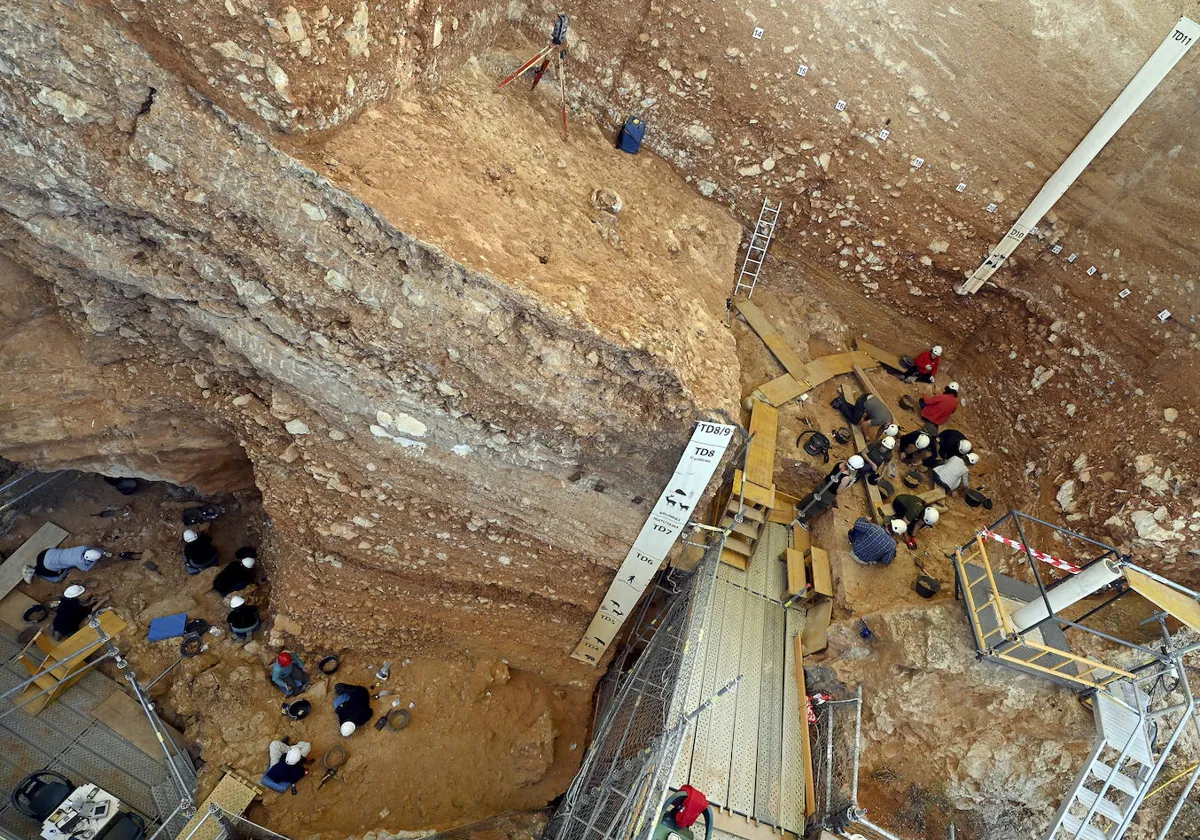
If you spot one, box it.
[496,46,551,90]
[558,53,569,140]
[531,57,551,89]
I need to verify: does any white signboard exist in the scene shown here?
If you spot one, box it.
[571,421,736,665]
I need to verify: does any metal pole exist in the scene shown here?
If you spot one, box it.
[849,812,906,840]
[851,686,863,806]
[1012,511,1123,554]
[1073,586,1132,624]
[0,471,34,495]
[0,472,65,514]
[1050,616,1168,660]
[824,704,835,816]
[0,653,113,721]
[0,637,109,702]
[1011,513,1055,632]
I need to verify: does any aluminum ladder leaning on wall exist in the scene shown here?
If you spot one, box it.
[733,198,781,298]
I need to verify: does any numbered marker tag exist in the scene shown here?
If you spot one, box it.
[1031,226,1041,235]
[753,26,764,39]
[1067,253,1077,263]
[986,203,997,213]
[1051,245,1063,254]
[1087,266,1097,276]
[911,157,924,169]
[797,64,808,76]
[878,128,889,140]
[835,99,846,111]
[956,183,966,193]
[1158,309,1172,322]
[1119,288,1131,299]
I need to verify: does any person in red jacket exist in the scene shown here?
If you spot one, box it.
[903,345,942,383]
[919,382,960,428]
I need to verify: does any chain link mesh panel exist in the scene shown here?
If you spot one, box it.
[545,538,724,840]
[810,695,862,825]
[177,803,291,840]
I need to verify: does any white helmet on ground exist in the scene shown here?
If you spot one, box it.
[183,529,198,543]
[847,455,865,470]
[882,423,899,437]
[230,595,246,609]
[241,557,256,569]
[285,746,303,765]
[890,519,907,535]
[958,440,972,455]
[947,381,960,393]
[966,452,980,465]
[923,508,940,526]
[83,549,103,562]
[931,345,943,357]
[914,433,931,449]
[880,436,896,450]
[340,721,356,737]
[64,585,86,599]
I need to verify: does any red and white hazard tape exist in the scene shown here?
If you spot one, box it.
[979,528,1080,574]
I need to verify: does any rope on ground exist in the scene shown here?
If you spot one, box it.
[979,528,1081,574]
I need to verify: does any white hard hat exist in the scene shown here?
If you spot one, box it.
[183,529,198,543]
[947,381,960,393]
[230,595,246,609]
[241,557,256,569]
[340,721,356,737]
[966,452,980,465]
[958,440,972,454]
[890,519,907,535]
[847,455,865,470]
[881,435,896,450]
[83,549,103,562]
[882,423,899,437]
[923,507,940,525]
[931,345,943,357]
[64,585,86,599]
[285,746,303,765]
[914,433,931,449]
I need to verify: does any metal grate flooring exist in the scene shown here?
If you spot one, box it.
[672,524,808,833]
[0,624,191,839]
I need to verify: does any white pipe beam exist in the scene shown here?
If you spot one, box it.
[958,16,1200,295]
[1012,559,1123,632]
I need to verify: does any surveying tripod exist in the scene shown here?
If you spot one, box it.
[496,13,570,140]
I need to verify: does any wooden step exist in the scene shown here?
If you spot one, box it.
[724,536,754,557]
[718,518,762,540]
[720,549,749,570]
[725,501,766,523]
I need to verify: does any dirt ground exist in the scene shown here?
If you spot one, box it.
[2,472,591,839]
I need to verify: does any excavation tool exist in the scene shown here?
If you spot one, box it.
[317,746,348,790]
[496,13,570,140]
[142,633,203,692]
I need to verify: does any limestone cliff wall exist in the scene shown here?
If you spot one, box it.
[0,0,739,680]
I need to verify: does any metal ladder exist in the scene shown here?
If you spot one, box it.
[1045,667,1197,840]
[733,198,781,298]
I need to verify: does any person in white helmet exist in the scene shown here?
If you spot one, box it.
[26,545,107,584]
[861,435,896,485]
[891,494,940,547]
[333,683,373,735]
[213,546,258,596]
[227,595,261,641]
[794,456,864,526]
[262,737,312,793]
[902,345,943,383]
[926,428,971,465]
[897,429,932,465]
[51,584,94,640]
[878,422,899,441]
[933,452,977,495]
[182,528,219,575]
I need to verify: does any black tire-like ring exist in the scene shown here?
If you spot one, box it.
[318,655,340,674]
[23,604,49,623]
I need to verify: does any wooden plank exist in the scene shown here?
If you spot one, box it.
[756,374,806,407]
[853,338,906,372]
[20,608,127,714]
[1126,567,1200,634]
[817,350,875,376]
[840,384,885,523]
[0,591,38,631]
[92,690,187,764]
[720,549,749,570]
[768,488,798,525]
[735,300,808,378]
[792,634,817,817]
[710,807,799,840]
[0,522,68,601]
[745,401,779,488]
[733,470,775,509]
[790,526,811,553]
[177,771,261,840]
[801,599,832,654]
[852,364,880,398]
[807,547,833,599]
[785,548,808,597]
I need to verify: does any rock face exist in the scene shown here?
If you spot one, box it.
[0,0,739,682]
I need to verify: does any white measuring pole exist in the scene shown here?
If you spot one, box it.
[958,16,1199,295]
[571,421,735,665]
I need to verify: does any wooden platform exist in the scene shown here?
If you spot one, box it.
[18,608,126,715]
[177,770,261,840]
[854,338,906,372]
[745,401,779,488]
[754,351,876,406]
[735,300,808,378]
[0,522,67,602]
